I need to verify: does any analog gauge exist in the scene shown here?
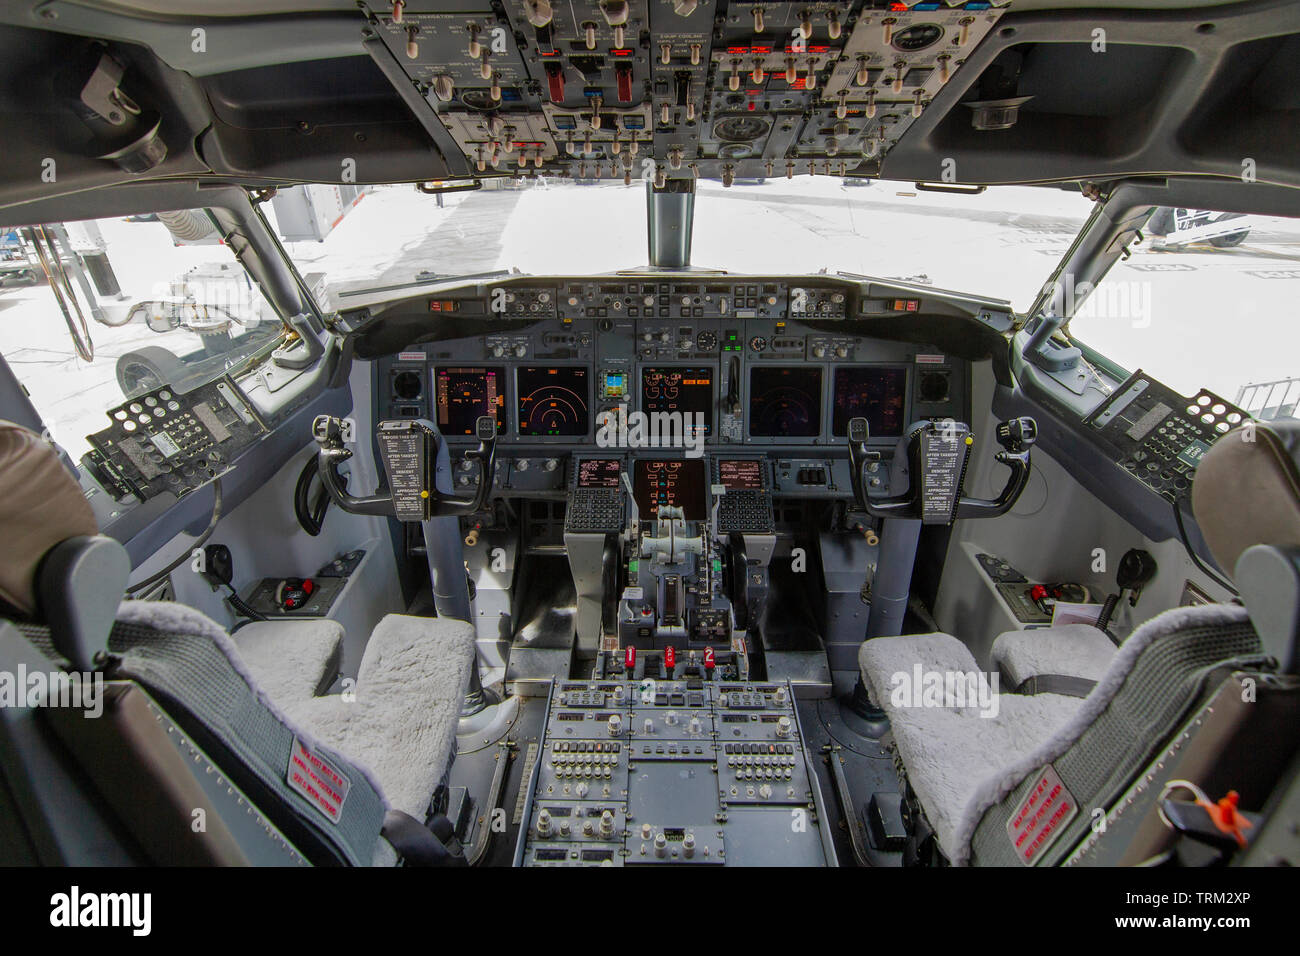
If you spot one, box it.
[696,330,717,351]
[749,336,767,352]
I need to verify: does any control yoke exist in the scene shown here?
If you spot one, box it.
[847,415,1037,523]
[312,415,497,519]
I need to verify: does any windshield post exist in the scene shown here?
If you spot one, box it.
[646,178,695,270]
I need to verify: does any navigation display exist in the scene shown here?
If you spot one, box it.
[576,458,621,489]
[633,459,706,521]
[434,366,506,435]
[517,366,591,436]
[832,367,908,438]
[718,459,763,490]
[749,366,822,437]
[642,367,713,436]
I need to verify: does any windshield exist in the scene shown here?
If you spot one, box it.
[271,179,1091,311]
[0,212,283,460]
[1066,206,1300,419]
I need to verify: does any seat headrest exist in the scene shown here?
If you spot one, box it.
[1191,420,1300,578]
[0,421,98,616]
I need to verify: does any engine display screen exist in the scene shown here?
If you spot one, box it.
[641,367,713,436]
[634,459,706,521]
[576,458,622,489]
[749,366,822,437]
[832,367,908,438]
[718,459,764,490]
[517,366,591,436]
[434,367,506,436]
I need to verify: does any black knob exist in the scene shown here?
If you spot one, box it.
[995,417,1038,453]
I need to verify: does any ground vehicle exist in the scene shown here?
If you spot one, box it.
[1147,207,1253,248]
[0,0,1297,922]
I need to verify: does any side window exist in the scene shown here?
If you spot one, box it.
[1066,207,1300,422]
[0,212,284,460]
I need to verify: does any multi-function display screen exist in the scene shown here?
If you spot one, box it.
[576,458,622,489]
[633,458,706,521]
[434,367,506,436]
[748,366,823,437]
[517,366,591,436]
[831,367,908,438]
[641,367,713,436]
[718,459,764,490]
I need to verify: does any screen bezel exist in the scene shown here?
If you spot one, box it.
[829,364,910,440]
[633,457,708,521]
[515,364,593,440]
[714,457,769,491]
[639,364,716,439]
[745,364,826,442]
[432,365,508,437]
[573,456,624,490]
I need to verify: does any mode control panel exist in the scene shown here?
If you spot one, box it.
[516,679,836,867]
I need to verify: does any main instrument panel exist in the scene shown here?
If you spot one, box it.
[375,275,973,498]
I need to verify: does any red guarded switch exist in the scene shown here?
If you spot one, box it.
[615,63,633,104]
[545,62,565,103]
[703,646,715,670]
[624,645,636,671]
[665,645,676,671]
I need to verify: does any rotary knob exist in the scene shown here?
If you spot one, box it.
[599,810,615,836]
[774,686,789,705]
[515,458,530,471]
[544,458,558,472]
[654,832,668,857]
[688,716,703,734]
[536,808,553,836]
[777,716,792,737]
[575,781,589,798]
[607,713,623,736]
[682,830,696,858]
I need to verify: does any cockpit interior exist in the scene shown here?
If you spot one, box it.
[1,0,1300,899]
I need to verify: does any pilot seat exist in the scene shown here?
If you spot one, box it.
[857,420,1300,865]
[0,420,475,865]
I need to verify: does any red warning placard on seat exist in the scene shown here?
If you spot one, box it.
[287,737,351,825]
[1006,764,1078,865]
